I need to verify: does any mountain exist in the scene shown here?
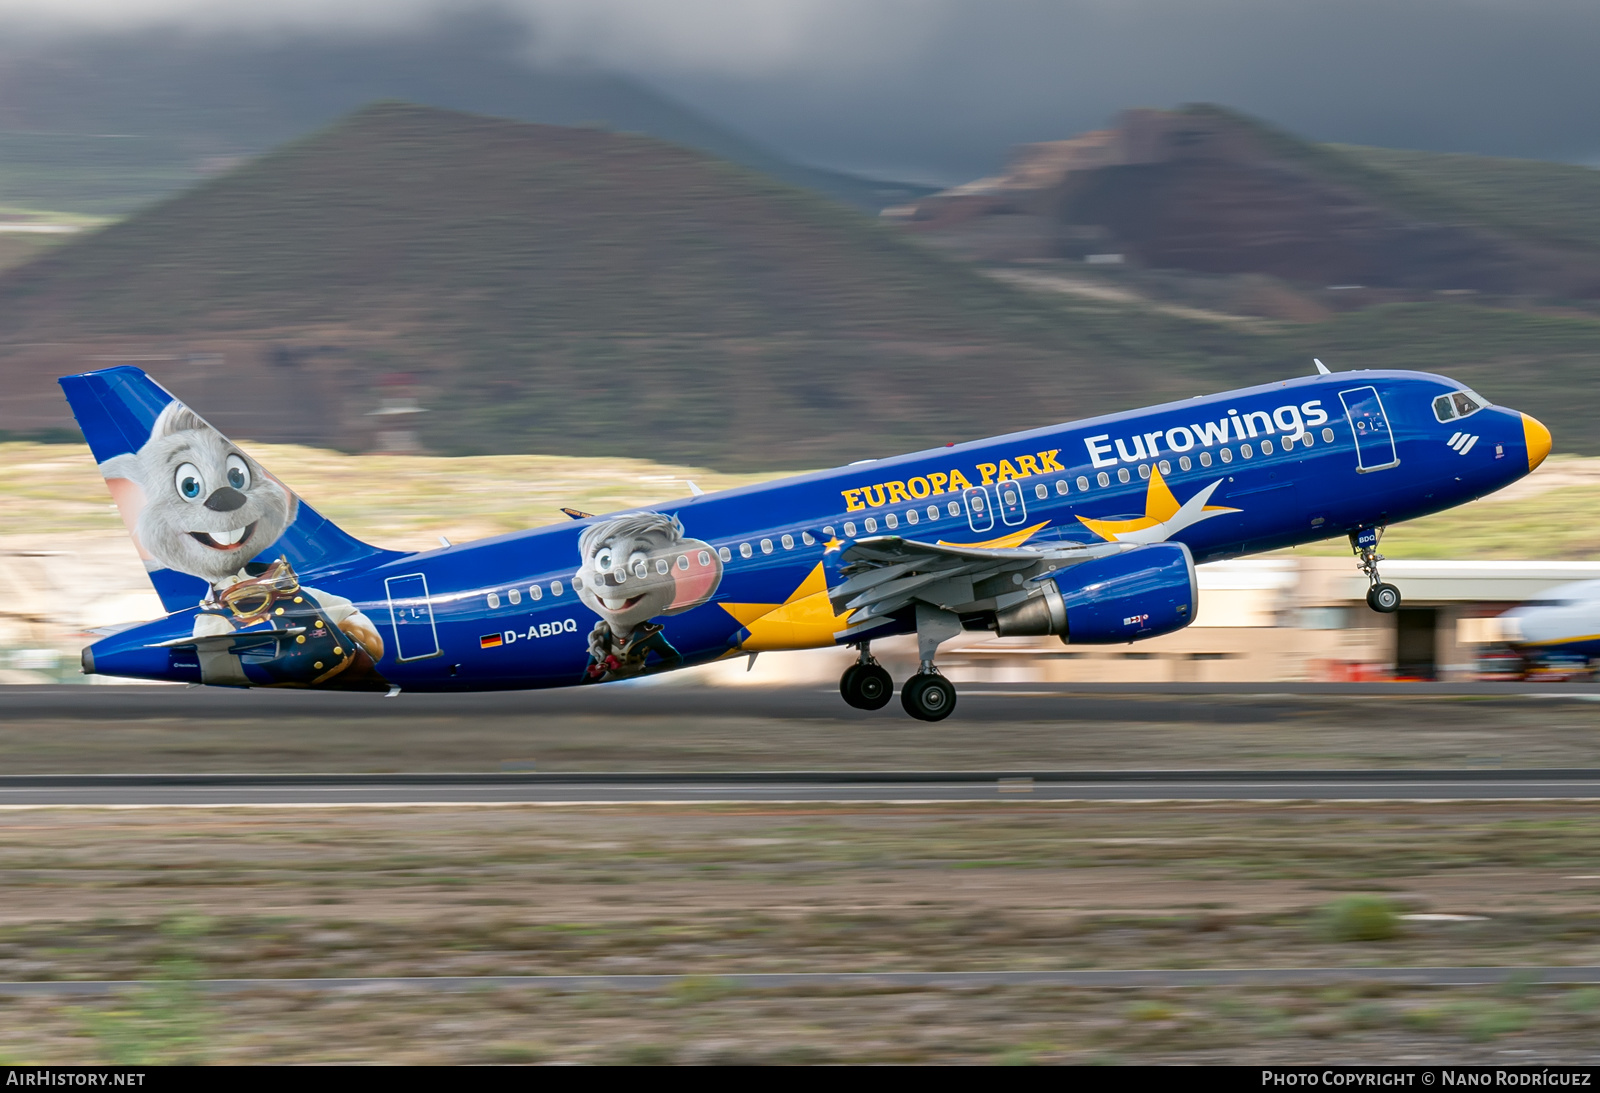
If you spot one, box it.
[0,103,1218,466]
[0,17,930,216]
[895,105,1600,300]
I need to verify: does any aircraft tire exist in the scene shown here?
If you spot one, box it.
[842,664,894,710]
[1368,583,1402,613]
[901,673,957,722]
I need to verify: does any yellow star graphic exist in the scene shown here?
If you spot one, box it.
[823,537,844,554]
[721,562,852,651]
[1076,464,1237,543]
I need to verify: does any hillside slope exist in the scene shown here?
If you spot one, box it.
[0,104,1234,467]
[902,105,1600,298]
[0,20,926,216]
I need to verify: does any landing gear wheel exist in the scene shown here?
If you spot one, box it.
[841,663,893,710]
[1367,583,1401,613]
[901,673,957,722]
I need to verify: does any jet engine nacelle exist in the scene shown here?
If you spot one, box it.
[994,542,1197,643]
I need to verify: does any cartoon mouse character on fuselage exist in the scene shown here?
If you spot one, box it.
[574,512,723,683]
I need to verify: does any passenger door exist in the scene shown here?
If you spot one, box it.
[995,479,1028,527]
[385,573,442,662]
[1338,386,1399,473]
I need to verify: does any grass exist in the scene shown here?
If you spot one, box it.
[0,801,1597,1060]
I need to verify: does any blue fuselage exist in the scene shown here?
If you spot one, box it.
[88,369,1544,690]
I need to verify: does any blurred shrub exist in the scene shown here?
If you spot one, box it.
[1324,896,1400,942]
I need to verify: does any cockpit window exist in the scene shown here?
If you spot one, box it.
[1434,389,1488,423]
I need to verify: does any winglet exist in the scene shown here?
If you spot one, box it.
[560,507,595,521]
[1314,358,1331,375]
[687,481,705,497]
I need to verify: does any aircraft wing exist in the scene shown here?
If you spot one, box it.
[829,535,1126,640]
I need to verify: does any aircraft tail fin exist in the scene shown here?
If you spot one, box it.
[59,366,397,614]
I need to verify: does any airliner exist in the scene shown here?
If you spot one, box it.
[62,363,1550,720]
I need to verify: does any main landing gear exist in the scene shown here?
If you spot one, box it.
[840,646,893,710]
[1352,527,1402,614]
[837,605,963,722]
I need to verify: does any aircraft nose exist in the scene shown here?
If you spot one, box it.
[1521,413,1552,472]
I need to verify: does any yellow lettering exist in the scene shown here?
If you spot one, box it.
[1015,454,1041,476]
[947,469,973,491]
[886,481,911,504]
[862,484,887,508]
[907,477,931,499]
[996,459,1020,481]
[842,488,866,512]
[1038,449,1065,472]
[928,472,949,494]
[977,463,998,485]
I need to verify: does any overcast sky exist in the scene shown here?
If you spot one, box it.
[4,0,1599,183]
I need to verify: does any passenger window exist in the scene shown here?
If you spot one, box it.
[677,555,689,571]
[1240,444,1253,459]
[1321,427,1335,443]
[801,532,814,546]
[781,533,794,549]
[551,581,564,597]
[843,522,857,537]
[822,526,836,539]
[1158,460,1170,475]
[884,513,898,529]
[864,517,878,533]
[1220,448,1234,463]
[698,550,712,566]
[906,509,919,525]
[947,502,961,517]
[1261,440,1273,455]
[1179,456,1192,471]
[508,588,521,605]
[1117,468,1131,483]
[1138,464,1150,479]
[927,505,940,521]
[1056,479,1070,496]
[718,546,732,562]
[656,558,670,575]
[1097,472,1110,487]
[529,584,542,601]
[1078,476,1090,491]
[740,542,753,558]
[1433,394,1457,422]
[1199,452,1213,467]
[1035,482,1048,500]
[760,539,773,554]
[1280,436,1294,451]
[487,592,500,609]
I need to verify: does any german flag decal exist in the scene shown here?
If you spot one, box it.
[479,633,504,649]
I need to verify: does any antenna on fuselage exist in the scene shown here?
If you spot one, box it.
[1313,358,1332,375]
[687,481,705,497]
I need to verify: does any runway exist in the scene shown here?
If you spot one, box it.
[4,768,1600,806]
[7,680,1600,726]
[2,966,1599,994]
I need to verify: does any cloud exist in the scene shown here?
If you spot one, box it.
[2,1,1598,181]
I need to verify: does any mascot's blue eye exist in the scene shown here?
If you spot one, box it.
[174,462,205,501]
[225,454,250,491]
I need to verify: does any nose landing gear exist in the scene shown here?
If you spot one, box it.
[1352,527,1402,614]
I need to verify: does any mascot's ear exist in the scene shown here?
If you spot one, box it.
[99,452,142,487]
[151,402,208,439]
[666,546,724,613]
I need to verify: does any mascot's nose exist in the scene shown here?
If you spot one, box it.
[204,486,248,512]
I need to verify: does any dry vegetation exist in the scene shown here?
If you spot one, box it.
[6,440,1600,558]
[1,801,1600,1063]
